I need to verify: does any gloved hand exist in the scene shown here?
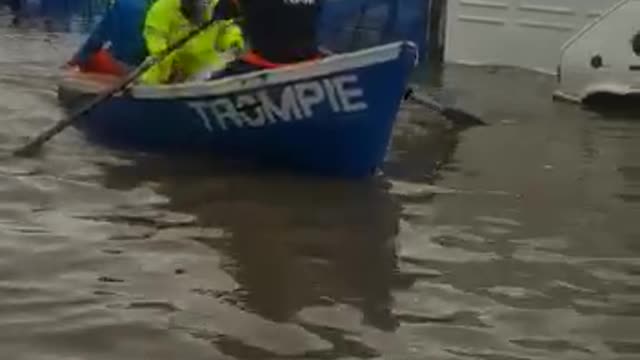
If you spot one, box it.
[216,21,244,52]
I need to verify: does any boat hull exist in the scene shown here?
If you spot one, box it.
[58,42,418,177]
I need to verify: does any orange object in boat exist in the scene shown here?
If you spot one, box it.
[79,49,128,76]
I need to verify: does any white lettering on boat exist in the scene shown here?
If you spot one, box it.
[284,0,316,5]
[187,74,367,132]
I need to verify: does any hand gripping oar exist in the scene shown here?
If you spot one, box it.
[12,17,220,157]
[403,87,487,127]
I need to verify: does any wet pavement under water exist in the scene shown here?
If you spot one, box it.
[0,5,639,360]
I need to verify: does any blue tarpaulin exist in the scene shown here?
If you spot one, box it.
[318,0,430,63]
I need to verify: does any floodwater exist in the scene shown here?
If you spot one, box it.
[1,4,639,360]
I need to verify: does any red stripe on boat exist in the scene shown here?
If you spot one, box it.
[240,51,322,69]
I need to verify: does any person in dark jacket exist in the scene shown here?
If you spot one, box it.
[210,0,323,78]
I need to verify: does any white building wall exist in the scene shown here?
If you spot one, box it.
[443,0,620,73]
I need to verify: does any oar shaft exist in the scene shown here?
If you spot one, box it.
[404,88,443,112]
[404,87,486,127]
[13,16,220,157]
[13,60,150,156]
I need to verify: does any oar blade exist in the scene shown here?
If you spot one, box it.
[441,106,487,127]
[404,87,487,127]
[12,143,41,157]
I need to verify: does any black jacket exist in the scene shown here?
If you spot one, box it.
[237,0,320,63]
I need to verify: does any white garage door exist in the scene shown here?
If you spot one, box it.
[443,0,620,73]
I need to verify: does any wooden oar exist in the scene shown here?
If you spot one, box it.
[12,17,221,157]
[403,87,487,127]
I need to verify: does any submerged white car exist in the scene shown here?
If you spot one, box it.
[553,0,640,104]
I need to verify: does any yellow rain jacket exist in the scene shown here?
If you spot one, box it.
[141,0,243,84]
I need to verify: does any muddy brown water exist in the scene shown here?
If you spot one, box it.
[1,7,639,360]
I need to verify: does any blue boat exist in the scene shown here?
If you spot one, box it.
[57,41,418,177]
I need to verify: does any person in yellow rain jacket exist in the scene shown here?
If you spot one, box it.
[141,0,244,84]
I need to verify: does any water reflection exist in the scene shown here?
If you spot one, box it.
[386,116,460,182]
[87,110,464,357]
[96,157,400,355]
